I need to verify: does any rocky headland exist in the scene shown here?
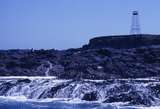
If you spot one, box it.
[1,34,160,106]
[0,34,160,79]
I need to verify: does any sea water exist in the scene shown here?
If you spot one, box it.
[0,97,152,109]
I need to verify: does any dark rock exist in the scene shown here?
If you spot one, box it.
[0,82,14,95]
[82,91,98,101]
[149,84,160,97]
[17,79,31,83]
[86,34,160,49]
[38,82,69,99]
[104,91,154,106]
[129,91,154,106]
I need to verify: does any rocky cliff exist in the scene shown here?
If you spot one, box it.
[1,34,160,79]
[84,34,160,49]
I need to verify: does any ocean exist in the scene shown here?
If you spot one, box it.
[0,97,154,109]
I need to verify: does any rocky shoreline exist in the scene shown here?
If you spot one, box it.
[0,34,160,79]
[0,77,160,106]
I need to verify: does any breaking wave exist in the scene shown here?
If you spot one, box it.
[0,76,160,109]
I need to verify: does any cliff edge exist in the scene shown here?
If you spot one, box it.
[84,34,160,49]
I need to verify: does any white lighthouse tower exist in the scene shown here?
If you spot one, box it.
[130,11,141,35]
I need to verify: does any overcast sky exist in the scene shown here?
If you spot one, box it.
[0,0,160,50]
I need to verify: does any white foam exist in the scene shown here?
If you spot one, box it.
[84,79,105,82]
[45,61,53,76]
[0,76,159,81]
[0,76,57,80]
[0,96,70,102]
[116,77,159,81]
[0,96,27,101]
[138,106,160,109]
[0,96,89,104]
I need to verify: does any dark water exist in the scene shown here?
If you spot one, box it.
[0,101,138,109]
[0,97,148,109]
